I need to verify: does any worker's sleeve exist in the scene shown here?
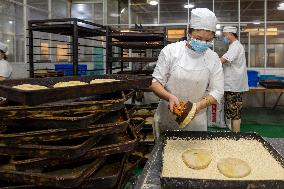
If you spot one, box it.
[152,49,171,86]
[222,45,238,63]
[207,59,224,104]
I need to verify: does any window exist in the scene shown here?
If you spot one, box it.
[131,0,158,24]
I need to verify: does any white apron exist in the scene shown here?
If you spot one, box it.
[153,48,210,139]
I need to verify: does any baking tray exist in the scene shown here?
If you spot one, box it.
[259,81,284,89]
[0,75,152,105]
[0,108,130,144]
[80,153,128,189]
[0,157,106,188]
[0,136,101,159]
[111,41,164,49]
[0,182,37,189]
[110,32,165,42]
[126,103,157,119]
[0,110,111,130]
[160,131,284,189]
[11,125,138,172]
[0,90,134,113]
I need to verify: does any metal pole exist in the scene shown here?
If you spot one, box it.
[158,0,160,24]
[23,0,27,64]
[238,0,241,40]
[73,19,79,76]
[106,26,111,74]
[264,0,267,73]
[28,21,34,78]
[248,32,251,68]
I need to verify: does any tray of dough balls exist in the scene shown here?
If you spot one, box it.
[0,75,152,105]
[161,131,284,189]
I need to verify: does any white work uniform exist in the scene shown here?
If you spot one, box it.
[222,40,249,92]
[0,59,12,79]
[152,41,224,139]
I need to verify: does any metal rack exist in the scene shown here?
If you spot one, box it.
[106,27,167,74]
[28,18,107,78]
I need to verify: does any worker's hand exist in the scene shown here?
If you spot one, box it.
[168,94,180,112]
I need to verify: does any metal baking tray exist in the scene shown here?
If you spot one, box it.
[0,108,130,144]
[0,136,101,159]
[161,131,284,189]
[0,182,37,189]
[126,103,157,119]
[259,81,284,89]
[80,153,128,189]
[0,157,106,188]
[1,110,110,130]
[0,75,152,105]
[111,41,164,49]
[110,32,165,42]
[0,90,134,113]
[11,125,138,172]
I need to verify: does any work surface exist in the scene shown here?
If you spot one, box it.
[135,137,284,189]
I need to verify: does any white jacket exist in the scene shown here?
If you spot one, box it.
[222,40,249,92]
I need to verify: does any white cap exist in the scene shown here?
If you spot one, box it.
[0,42,8,53]
[190,8,217,32]
[223,26,237,33]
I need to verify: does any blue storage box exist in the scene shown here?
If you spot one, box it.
[248,80,258,87]
[247,70,259,81]
[55,64,87,76]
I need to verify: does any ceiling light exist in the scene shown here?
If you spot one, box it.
[147,0,158,6]
[6,39,10,43]
[253,22,260,25]
[184,3,195,9]
[216,24,221,29]
[76,4,85,13]
[110,13,120,17]
[120,8,125,14]
[9,21,13,24]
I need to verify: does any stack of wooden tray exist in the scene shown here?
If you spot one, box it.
[0,75,149,188]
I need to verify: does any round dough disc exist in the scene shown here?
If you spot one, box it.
[217,158,251,178]
[182,149,212,170]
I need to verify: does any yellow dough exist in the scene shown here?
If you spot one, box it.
[53,81,88,88]
[90,79,119,84]
[217,158,251,178]
[182,149,212,170]
[13,84,48,90]
[145,117,154,125]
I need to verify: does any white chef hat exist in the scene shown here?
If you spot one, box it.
[190,8,217,32]
[0,42,8,53]
[223,26,237,34]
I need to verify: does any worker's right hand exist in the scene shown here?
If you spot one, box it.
[168,94,180,112]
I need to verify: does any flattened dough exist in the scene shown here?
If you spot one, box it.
[145,117,154,125]
[217,158,251,178]
[182,149,212,170]
[53,81,88,88]
[13,84,48,90]
[90,79,119,84]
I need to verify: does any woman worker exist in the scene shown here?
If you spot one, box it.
[150,8,224,139]
[0,42,12,80]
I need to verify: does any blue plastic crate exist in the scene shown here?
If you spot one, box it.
[247,70,259,81]
[248,80,258,87]
[55,64,87,76]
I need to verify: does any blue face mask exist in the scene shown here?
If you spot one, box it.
[223,37,229,45]
[188,38,212,54]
